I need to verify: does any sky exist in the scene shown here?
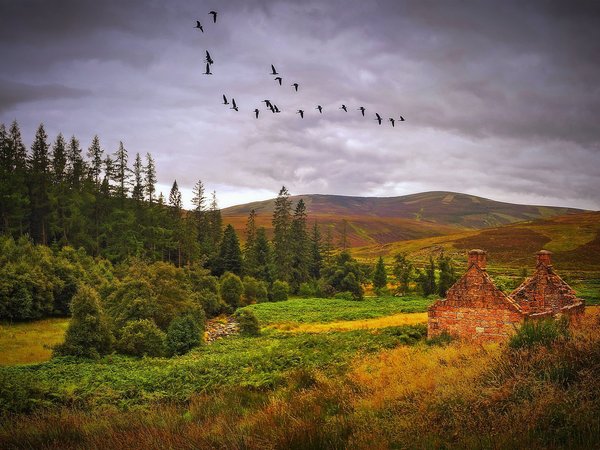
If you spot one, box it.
[1,0,599,210]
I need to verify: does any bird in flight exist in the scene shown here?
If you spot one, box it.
[389,118,396,127]
[254,109,260,119]
[209,11,217,23]
[222,94,229,105]
[270,64,278,75]
[273,104,281,113]
[231,98,238,111]
[274,76,282,85]
[205,50,214,65]
[399,116,405,122]
[316,105,323,113]
[358,106,365,116]
[262,99,272,109]
[340,104,348,112]
[204,63,212,75]
[297,109,304,118]
[291,83,299,92]
[375,113,382,125]
[195,21,204,32]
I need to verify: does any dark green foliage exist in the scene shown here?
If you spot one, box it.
[117,319,165,357]
[372,256,388,292]
[234,309,260,336]
[308,221,323,279]
[53,284,113,358]
[417,256,437,297]
[437,252,458,298]
[289,199,310,293]
[217,224,243,276]
[220,272,244,309]
[243,276,268,304]
[165,314,204,356]
[322,251,364,300]
[393,253,414,295]
[426,331,453,346]
[299,282,316,298]
[251,227,273,283]
[509,318,570,349]
[271,280,289,302]
[272,186,292,282]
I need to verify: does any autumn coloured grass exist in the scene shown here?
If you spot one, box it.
[0,318,69,366]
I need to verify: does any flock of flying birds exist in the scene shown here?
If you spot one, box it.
[195,11,406,127]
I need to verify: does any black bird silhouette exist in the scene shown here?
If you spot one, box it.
[270,64,278,75]
[262,99,272,109]
[399,116,405,122]
[358,106,365,116]
[389,118,395,127]
[254,109,260,119]
[316,105,323,113]
[195,21,204,32]
[375,113,382,125]
[269,104,275,113]
[273,104,281,113]
[297,109,304,118]
[291,83,299,92]
[274,76,282,85]
[204,63,212,75]
[231,98,238,111]
[205,50,214,65]
[340,104,347,112]
[222,94,229,105]
[209,11,217,23]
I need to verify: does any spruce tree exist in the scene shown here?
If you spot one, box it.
[131,152,144,205]
[49,133,69,243]
[393,253,414,295]
[289,198,309,292]
[373,256,388,293]
[169,180,184,267]
[87,135,103,188]
[244,209,258,274]
[418,256,437,296]
[217,224,243,275]
[308,221,323,279]
[253,227,273,283]
[144,153,157,204]
[28,124,51,244]
[113,141,130,202]
[2,121,29,236]
[272,186,292,281]
[437,253,457,298]
[67,135,85,189]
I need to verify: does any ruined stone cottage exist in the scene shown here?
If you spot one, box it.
[427,249,585,342]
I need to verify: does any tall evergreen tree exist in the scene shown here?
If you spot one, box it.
[144,153,157,204]
[49,134,69,243]
[417,256,437,296]
[252,227,273,283]
[51,133,67,183]
[191,179,209,252]
[113,141,130,202]
[169,180,184,267]
[272,186,292,282]
[437,253,458,298]
[204,191,223,271]
[217,224,243,276]
[392,253,414,295]
[1,121,29,236]
[67,135,85,189]
[87,135,103,188]
[373,256,388,293]
[28,124,51,244]
[131,152,144,205]
[244,209,258,274]
[308,221,323,279]
[289,198,309,292]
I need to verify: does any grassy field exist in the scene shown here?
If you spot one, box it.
[0,319,69,366]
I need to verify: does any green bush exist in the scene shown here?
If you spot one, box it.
[509,317,570,349]
[333,291,355,301]
[235,309,260,336]
[220,272,244,309]
[243,276,268,304]
[165,313,205,356]
[298,282,315,298]
[116,319,165,357]
[196,290,225,318]
[271,280,289,302]
[53,284,114,359]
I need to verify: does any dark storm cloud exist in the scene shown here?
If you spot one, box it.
[0,0,599,209]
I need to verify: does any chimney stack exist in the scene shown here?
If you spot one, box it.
[537,250,552,267]
[468,249,487,270]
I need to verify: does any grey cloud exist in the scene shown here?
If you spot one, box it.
[0,80,89,112]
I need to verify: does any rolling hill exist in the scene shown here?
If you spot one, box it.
[222,191,585,247]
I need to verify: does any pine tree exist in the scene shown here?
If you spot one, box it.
[169,180,183,267]
[28,124,52,244]
[289,198,309,292]
[373,256,388,293]
[131,152,144,205]
[49,133,69,243]
[2,121,30,236]
[144,153,157,204]
[272,186,292,282]
[191,179,209,252]
[392,253,414,295]
[113,141,130,202]
[87,135,103,188]
[217,224,243,276]
[417,256,437,296]
[244,209,258,274]
[437,253,458,298]
[204,191,223,271]
[308,221,323,279]
[51,133,67,183]
[252,227,273,283]
[67,135,85,189]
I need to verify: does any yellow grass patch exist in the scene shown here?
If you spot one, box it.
[0,318,69,366]
[269,312,428,333]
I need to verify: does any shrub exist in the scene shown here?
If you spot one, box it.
[333,291,355,301]
[165,313,205,356]
[220,272,244,309]
[243,276,269,304]
[196,290,225,318]
[509,317,570,349]
[53,284,113,358]
[117,319,165,357]
[298,282,315,298]
[271,280,289,302]
[235,309,260,336]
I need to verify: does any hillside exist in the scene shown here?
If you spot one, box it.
[222,191,584,247]
[353,211,600,270]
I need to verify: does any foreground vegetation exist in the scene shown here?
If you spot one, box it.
[1,309,598,449]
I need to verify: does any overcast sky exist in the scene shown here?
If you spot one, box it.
[1,0,599,209]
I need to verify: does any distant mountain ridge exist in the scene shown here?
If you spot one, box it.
[222,191,585,247]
